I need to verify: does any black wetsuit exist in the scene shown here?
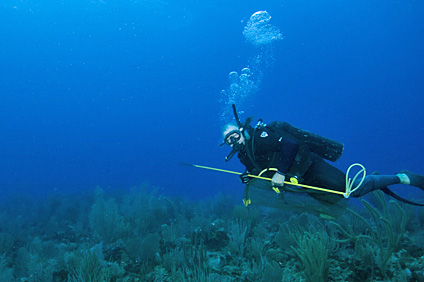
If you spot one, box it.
[238,125,400,198]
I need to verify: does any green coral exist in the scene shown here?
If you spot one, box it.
[291,231,331,282]
[331,190,407,277]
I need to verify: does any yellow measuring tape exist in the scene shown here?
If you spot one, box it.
[184,163,366,199]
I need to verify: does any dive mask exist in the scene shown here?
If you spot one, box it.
[223,130,241,146]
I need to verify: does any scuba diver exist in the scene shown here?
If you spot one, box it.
[221,105,424,211]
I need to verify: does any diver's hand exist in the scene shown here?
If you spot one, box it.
[240,171,251,184]
[271,171,285,187]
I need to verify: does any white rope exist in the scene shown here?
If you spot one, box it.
[344,163,366,198]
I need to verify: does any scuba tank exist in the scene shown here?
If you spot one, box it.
[268,121,344,162]
[224,104,344,163]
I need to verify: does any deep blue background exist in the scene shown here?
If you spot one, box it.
[1,0,423,200]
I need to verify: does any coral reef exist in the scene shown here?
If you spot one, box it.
[0,186,423,281]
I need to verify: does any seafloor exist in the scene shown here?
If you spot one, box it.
[0,186,423,282]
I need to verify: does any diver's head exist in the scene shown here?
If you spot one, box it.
[221,122,245,148]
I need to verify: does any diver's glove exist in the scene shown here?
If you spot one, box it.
[271,171,285,187]
[240,171,252,184]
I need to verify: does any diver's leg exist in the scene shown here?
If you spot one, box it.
[350,175,400,197]
[351,170,424,197]
[302,155,347,193]
[302,155,402,197]
[397,170,424,190]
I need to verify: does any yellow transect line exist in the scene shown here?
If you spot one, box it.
[184,163,365,197]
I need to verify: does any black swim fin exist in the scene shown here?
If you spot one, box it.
[381,187,424,207]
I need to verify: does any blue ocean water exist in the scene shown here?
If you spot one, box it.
[1,0,423,201]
